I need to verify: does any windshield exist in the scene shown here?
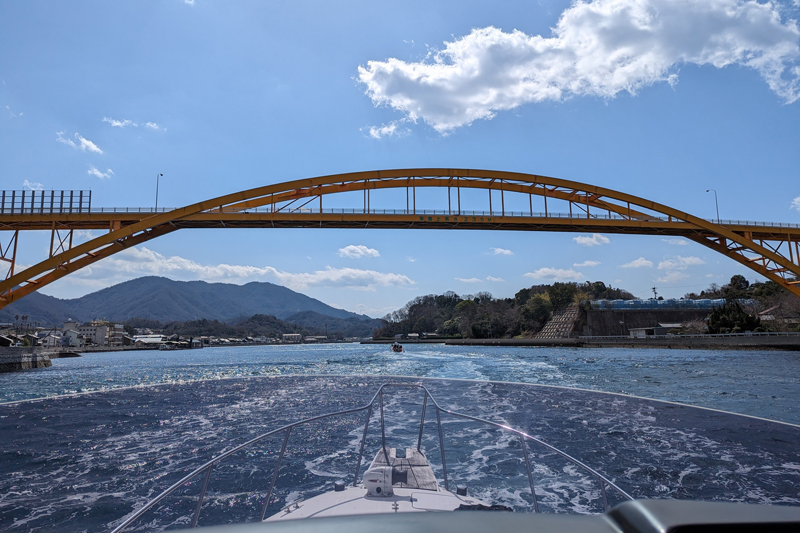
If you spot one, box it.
[0,1,799,531]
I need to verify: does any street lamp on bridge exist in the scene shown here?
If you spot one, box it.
[706,189,720,223]
[155,173,163,211]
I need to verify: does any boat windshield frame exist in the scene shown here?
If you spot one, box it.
[110,382,633,532]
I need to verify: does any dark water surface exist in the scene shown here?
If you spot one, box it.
[1,344,799,531]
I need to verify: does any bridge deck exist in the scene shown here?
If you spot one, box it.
[2,210,798,241]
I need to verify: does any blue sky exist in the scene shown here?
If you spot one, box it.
[1,0,799,317]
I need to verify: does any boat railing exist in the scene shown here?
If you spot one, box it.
[110,383,633,532]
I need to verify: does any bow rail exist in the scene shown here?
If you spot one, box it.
[111,383,632,532]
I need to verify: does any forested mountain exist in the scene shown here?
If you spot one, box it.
[0,276,370,325]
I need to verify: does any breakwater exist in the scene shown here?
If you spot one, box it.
[444,333,800,350]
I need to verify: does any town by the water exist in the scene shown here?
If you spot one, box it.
[2,274,798,373]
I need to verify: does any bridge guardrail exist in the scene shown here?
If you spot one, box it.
[4,205,800,229]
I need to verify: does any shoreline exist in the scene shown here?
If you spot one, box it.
[366,334,800,351]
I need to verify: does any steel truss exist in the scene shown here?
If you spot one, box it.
[1,169,798,308]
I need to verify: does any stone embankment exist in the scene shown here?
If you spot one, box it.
[444,333,800,350]
[0,347,54,372]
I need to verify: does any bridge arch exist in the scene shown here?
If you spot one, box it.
[1,168,798,308]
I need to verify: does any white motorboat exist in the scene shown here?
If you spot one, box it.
[111,382,800,532]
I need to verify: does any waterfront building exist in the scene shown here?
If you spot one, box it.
[62,329,83,347]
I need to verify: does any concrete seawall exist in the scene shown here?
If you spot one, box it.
[444,335,800,350]
[0,347,53,372]
[583,308,711,336]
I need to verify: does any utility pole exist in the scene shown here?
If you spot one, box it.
[652,286,658,299]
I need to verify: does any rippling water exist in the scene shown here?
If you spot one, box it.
[2,344,799,423]
[1,344,799,531]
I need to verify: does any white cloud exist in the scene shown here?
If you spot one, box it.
[662,238,688,246]
[338,244,380,259]
[75,247,413,291]
[357,0,800,134]
[56,131,103,154]
[573,234,610,247]
[363,119,411,139]
[657,256,706,270]
[406,256,417,262]
[792,196,800,212]
[55,131,77,149]
[22,179,43,190]
[573,260,600,267]
[72,230,98,242]
[5,105,22,118]
[353,303,398,317]
[490,247,514,256]
[656,271,690,283]
[524,267,584,281]
[184,0,195,5]
[144,122,162,130]
[620,257,653,268]
[486,275,505,282]
[87,165,114,179]
[455,277,483,283]
[102,117,137,128]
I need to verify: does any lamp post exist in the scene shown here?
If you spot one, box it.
[706,189,719,223]
[155,173,163,211]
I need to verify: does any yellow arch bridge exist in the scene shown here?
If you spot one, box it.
[1,168,799,308]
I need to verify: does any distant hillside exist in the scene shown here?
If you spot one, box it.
[0,276,371,325]
[282,311,384,338]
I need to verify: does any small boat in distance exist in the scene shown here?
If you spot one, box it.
[391,342,403,353]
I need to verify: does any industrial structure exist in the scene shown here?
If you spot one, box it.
[1,168,799,309]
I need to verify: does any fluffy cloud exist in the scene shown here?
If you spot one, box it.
[22,180,43,190]
[74,247,413,291]
[456,275,505,282]
[524,267,584,281]
[102,117,137,128]
[490,247,514,256]
[56,131,103,154]
[573,260,600,267]
[101,117,163,130]
[87,166,114,179]
[357,0,800,133]
[792,196,800,212]
[364,120,411,139]
[621,257,653,268]
[573,234,610,247]
[657,256,706,270]
[662,238,688,246]
[338,244,380,258]
[656,271,690,283]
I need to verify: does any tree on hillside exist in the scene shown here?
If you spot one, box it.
[520,293,553,332]
[547,283,577,311]
[707,299,761,334]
